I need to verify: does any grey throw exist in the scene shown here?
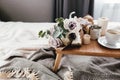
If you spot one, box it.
[0,47,120,80]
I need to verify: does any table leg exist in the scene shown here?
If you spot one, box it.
[53,53,63,72]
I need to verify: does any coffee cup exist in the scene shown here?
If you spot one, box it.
[105,29,120,45]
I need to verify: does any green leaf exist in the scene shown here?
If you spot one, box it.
[39,31,42,35]
[47,30,51,35]
[53,27,63,38]
[53,31,60,38]
[54,25,60,31]
[62,33,66,38]
[55,17,64,22]
[38,30,48,38]
[91,25,101,29]
[41,32,46,37]
[38,31,43,37]
[58,21,64,27]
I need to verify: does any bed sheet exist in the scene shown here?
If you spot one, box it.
[0,22,55,58]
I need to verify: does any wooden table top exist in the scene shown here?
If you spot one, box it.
[56,40,120,58]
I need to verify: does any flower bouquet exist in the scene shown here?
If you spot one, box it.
[39,12,94,48]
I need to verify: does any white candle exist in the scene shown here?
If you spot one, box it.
[83,34,91,44]
[98,17,109,36]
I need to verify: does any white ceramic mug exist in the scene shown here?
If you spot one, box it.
[105,29,120,45]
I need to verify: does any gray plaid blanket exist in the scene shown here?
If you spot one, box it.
[0,47,120,80]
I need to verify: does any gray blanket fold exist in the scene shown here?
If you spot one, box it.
[73,57,120,80]
[0,48,62,80]
[1,58,61,80]
[73,71,120,80]
[0,47,120,80]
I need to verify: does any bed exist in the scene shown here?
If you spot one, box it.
[0,21,120,80]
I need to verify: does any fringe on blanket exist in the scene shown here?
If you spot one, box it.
[0,68,39,80]
[64,66,73,80]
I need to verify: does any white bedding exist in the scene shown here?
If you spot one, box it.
[0,21,119,47]
[0,22,55,58]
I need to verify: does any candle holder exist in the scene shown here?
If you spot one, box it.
[90,25,101,40]
[83,34,91,44]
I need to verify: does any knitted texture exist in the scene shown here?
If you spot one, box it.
[73,71,120,80]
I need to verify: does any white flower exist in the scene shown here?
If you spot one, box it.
[64,18,81,31]
[77,17,91,26]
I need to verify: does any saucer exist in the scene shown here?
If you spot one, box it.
[98,36,120,49]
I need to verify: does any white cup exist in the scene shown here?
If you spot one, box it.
[98,17,109,36]
[105,29,120,45]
